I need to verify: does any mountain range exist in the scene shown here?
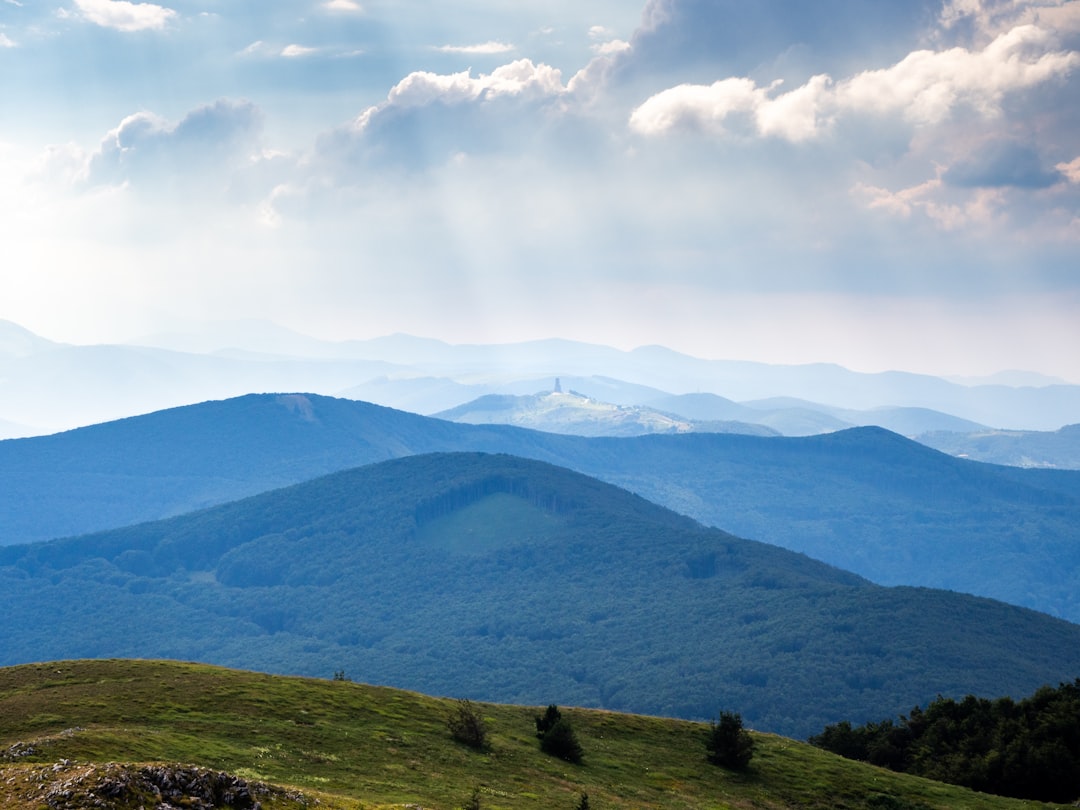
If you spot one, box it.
[3,452,1079,740]
[4,318,1080,439]
[2,393,1080,624]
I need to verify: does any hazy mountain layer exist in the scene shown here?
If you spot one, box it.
[3,393,1080,622]
[3,453,1079,740]
[434,389,778,437]
[918,424,1080,469]
[4,320,1080,435]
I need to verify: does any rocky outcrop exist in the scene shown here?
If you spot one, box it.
[4,761,317,809]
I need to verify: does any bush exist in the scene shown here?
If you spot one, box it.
[535,704,561,738]
[447,699,488,750]
[706,711,755,770]
[541,721,583,763]
[535,704,583,763]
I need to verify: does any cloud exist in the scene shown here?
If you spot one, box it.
[322,0,361,10]
[593,39,631,56]
[944,140,1064,188]
[304,59,578,185]
[939,0,1080,40]
[434,41,515,56]
[855,175,1009,230]
[281,44,319,58]
[1057,155,1080,182]
[82,99,263,189]
[381,59,566,108]
[69,0,177,32]
[629,24,1080,140]
[0,33,15,48]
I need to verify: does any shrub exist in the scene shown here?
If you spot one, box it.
[447,699,489,750]
[539,717,583,764]
[535,704,561,738]
[706,711,755,770]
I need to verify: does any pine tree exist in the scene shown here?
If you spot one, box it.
[706,711,755,770]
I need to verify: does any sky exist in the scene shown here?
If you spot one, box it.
[1,0,1079,380]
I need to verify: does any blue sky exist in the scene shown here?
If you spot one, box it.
[2,0,1079,379]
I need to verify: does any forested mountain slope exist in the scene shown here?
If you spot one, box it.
[2,453,1079,740]
[2,393,1080,620]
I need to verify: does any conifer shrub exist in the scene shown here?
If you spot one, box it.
[535,704,583,764]
[706,711,755,770]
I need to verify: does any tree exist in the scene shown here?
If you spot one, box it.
[447,699,489,750]
[535,704,583,764]
[535,704,562,737]
[706,711,755,770]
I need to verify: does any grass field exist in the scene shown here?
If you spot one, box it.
[0,659,1068,809]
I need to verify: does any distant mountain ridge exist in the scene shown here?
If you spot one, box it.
[3,319,1079,436]
[434,389,778,437]
[917,423,1080,469]
[3,452,1080,740]
[2,393,1080,622]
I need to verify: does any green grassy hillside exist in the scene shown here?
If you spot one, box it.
[3,453,1079,739]
[0,659,1066,810]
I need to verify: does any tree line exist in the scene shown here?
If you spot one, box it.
[809,679,1080,803]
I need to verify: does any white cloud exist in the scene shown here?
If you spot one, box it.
[434,41,515,56]
[593,39,631,56]
[856,176,1007,230]
[839,25,1079,124]
[1057,156,1080,182]
[0,32,16,48]
[379,59,566,110]
[81,99,263,189]
[322,0,361,11]
[281,44,318,58]
[630,24,1080,139]
[70,0,177,32]
[940,0,1080,39]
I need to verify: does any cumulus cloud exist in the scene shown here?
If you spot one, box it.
[68,0,177,32]
[630,24,1079,139]
[304,59,579,185]
[434,41,515,55]
[82,99,262,189]
[0,33,16,48]
[378,59,566,110]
